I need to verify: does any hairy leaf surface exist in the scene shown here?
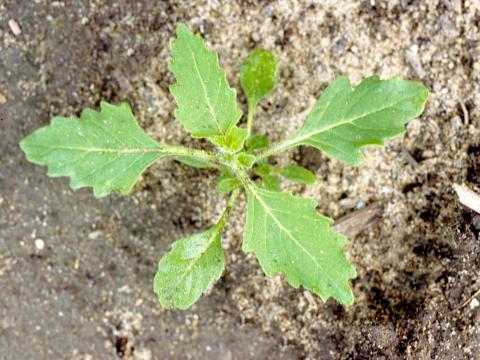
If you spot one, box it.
[20,102,165,197]
[286,76,429,165]
[170,24,244,150]
[154,224,225,309]
[243,183,356,304]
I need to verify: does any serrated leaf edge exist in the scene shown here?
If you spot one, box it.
[153,225,224,310]
[243,182,357,304]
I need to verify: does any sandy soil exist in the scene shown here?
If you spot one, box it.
[1,1,479,359]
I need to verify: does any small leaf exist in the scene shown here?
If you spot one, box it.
[253,163,280,191]
[170,24,244,151]
[246,134,270,152]
[285,76,429,165]
[243,183,356,304]
[240,49,278,108]
[217,176,241,194]
[20,102,165,197]
[209,127,247,152]
[262,175,281,191]
[279,165,316,185]
[154,224,225,309]
[253,162,273,178]
[218,166,236,178]
[237,153,256,168]
[176,156,212,169]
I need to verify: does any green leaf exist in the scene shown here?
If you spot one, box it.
[262,175,281,191]
[209,127,247,152]
[217,176,241,194]
[20,102,165,197]
[278,165,316,185]
[252,163,280,190]
[176,156,212,169]
[170,24,244,151]
[253,162,273,178]
[246,134,270,152]
[285,76,429,165]
[243,183,356,304]
[153,224,225,309]
[240,49,278,108]
[237,153,256,168]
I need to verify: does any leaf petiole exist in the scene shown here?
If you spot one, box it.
[217,187,241,229]
[160,144,220,167]
[245,103,256,138]
[254,138,296,161]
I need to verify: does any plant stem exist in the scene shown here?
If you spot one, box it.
[217,188,241,229]
[160,144,220,166]
[246,103,256,138]
[255,138,296,161]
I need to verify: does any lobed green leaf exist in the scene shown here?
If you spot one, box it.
[20,102,165,197]
[285,76,429,165]
[170,24,245,151]
[153,224,225,309]
[243,183,356,304]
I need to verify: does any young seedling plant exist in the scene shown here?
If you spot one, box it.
[20,24,429,310]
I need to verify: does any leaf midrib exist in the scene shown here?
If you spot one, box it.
[246,184,354,298]
[289,92,420,147]
[171,228,220,294]
[185,40,225,137]
[27,144,164,154]
[246,184,323,272]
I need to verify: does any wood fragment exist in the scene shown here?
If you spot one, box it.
[453,184,480,214]
[333,203,383,238]
[454,288,480,312]
[459,100,469,125]
[401,146,420,169]
[405,49,426,78]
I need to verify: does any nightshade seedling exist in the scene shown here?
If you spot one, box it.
[20,24,429,310]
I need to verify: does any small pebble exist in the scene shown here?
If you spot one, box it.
[450,115,462,131]
[88,230,102,240]
[8,19,22,36]
[0,92,7,104]
[34,238,45,250]
[339,198,357,209]
[251,32,260,42]
[356,200,366,209]
[472,215,480,230]
[453,184,480,214]
[470,298,479,310]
